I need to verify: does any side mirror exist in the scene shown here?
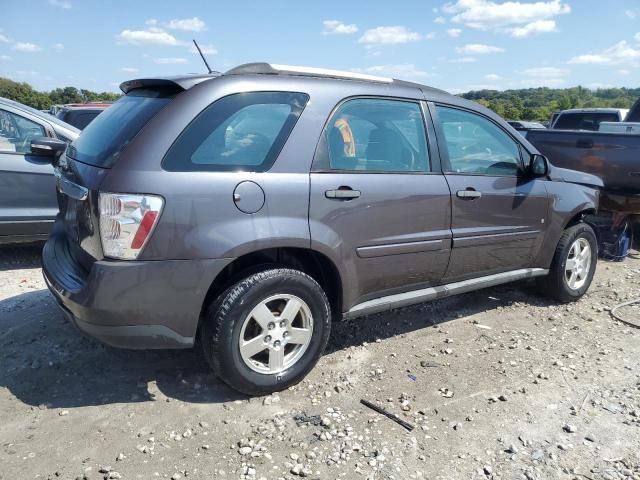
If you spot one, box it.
[29,136,68,162]
[529,154,548,177]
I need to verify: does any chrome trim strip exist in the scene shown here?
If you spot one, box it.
[345,268,548,319]
[356,239,446,258]
[453,230,540,248]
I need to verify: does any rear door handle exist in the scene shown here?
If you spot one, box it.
[456,189,482,200]
[576,139,594,149]
[325,188,361,200]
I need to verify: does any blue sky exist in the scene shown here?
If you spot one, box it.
[1,0,639,93]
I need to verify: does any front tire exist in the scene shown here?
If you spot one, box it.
[201,268,331,396]
[538,223,597,303]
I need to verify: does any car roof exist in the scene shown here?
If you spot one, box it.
[120,63,449,97]
[558,108,628,114]
[58,104,111,111]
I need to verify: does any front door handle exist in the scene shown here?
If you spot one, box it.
[325,188,361,200]
[456,189,482,200]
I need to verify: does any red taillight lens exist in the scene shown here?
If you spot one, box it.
[131,211,159,249]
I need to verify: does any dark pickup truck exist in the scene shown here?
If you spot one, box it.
[526,103,639,258]
[526,103,640,215]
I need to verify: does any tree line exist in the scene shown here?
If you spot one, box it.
[462,86,640,122]
[1,76,639,122]
[0,77,121,110]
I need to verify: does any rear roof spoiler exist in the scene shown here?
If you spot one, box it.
[119,73,220,94]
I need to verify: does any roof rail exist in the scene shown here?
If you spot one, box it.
[225,63,393,83]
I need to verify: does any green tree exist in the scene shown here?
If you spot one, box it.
[0,77,121,109]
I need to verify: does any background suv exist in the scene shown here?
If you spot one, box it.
[41,63,601,395]
[51,102,111,130]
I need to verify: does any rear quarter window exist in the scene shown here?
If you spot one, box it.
[162,91,309,172]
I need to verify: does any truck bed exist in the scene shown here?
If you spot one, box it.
[526,129,640,195]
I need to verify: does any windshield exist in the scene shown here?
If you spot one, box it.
[67,88,174,167]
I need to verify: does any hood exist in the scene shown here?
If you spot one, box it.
[548,165,604,189]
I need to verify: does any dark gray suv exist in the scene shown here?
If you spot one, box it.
[41,64,601,395]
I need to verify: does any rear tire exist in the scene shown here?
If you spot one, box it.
[201,268,331,396]
[538,223,597,303]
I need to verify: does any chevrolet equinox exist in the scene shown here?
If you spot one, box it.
[39,63,602,395]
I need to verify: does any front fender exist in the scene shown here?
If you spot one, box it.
[535,182,599,267]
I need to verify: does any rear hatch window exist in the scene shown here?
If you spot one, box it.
[554,112,619,131]
[66,88,174,168]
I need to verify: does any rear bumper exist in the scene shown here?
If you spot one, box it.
[42,231,232,349]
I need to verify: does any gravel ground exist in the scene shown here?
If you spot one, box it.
[0,243,639,480]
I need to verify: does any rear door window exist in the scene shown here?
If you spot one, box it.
[163,92,309,172]
[320,98,430,173]
[67,88,174,168]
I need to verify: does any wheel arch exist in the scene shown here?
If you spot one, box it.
[198,247,343,332]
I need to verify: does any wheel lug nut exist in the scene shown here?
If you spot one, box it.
[264,335,271,343]
[268,322,275,330]
[274,340,281,348]
[283,331,289,338]
[280,320,286,328]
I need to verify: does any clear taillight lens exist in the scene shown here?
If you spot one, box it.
[98,192,164,260]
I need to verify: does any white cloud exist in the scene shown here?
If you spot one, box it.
[352,64,430,80]
[626,10,639,20]
[359,26,423,45]
[443,0,569,31]
[0,33,10,43]
[322,20,358,35]
[569,40,640,66]
[0,55,11,61]
[509,19,556,37]
[520,77,565,88]
[586,82,613,90]
[121,67,139,73]
[456,43,504,54]
[154,57,189,64]
[165,17,206,32]
[617,69,631,75]
[484,73,500,81]
[146,18,158,26]
[13,42,41,52]
[635,32,640,42]
[53,43,64,52]
[447,28,462,37]
[434,16,446,24]
[117,29,185,46]
[189,43,217,55]
[448,56,477,63]
[48,0,71,9]
[521,66,568,77]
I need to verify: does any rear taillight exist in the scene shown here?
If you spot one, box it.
[98,192,164,260]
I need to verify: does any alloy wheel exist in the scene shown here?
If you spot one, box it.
[565,238,591,290]
[238,294,313,374]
